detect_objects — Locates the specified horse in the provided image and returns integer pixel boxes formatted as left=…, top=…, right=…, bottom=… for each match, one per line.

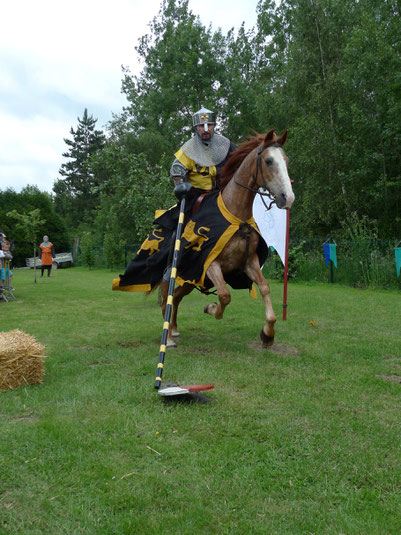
left=160, top=129, right=295, bottom=348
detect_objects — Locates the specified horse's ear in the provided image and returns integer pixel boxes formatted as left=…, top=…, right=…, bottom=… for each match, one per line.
left=276, top=130, right=288, bottom=146
left=263, top=129, right=275, bottom=146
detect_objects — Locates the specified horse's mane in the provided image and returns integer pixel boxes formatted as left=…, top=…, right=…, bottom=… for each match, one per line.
left=220, top=133, right=266, bottom=189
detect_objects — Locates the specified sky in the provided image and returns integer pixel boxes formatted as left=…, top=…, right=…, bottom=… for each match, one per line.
left=0, top=0, right=259, bottom=194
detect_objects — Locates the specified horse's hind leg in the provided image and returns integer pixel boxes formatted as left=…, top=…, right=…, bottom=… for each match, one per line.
left=161, top=282, right=193, bottom=347
left=170, top=284, right=193, bottom=342
left=160, top=281, right=180, bottom=338
left=160, top=282, right=178, bottom=347
left=204, top=261, right=231, bottom=320
left=244, top=254, right=276, bottom=347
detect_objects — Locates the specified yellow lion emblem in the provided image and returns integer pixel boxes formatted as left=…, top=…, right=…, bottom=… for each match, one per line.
left=183, top=221, right=210, bottom=251
left=140, top=228, right=165, bottom=255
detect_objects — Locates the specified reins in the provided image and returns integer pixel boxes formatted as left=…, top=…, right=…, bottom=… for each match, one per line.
left=234, top=143, right=282, bottom=211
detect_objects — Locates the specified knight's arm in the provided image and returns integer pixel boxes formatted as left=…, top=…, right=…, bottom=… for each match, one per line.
left=170, top=158, right=189, bottom=186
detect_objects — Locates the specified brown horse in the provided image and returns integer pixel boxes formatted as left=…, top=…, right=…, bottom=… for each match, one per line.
left=160, top=129, right=295, bottom=348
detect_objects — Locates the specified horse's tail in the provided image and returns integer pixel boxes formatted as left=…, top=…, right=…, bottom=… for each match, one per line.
left=146, top=280, right=161, bottom=295
left=146, top=280, right=164, bottom=307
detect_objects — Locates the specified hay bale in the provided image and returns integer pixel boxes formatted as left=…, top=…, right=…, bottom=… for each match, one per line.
left=0, top=329, right=45, bottom=391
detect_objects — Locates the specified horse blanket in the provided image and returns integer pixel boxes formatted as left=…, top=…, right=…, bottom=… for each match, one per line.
left=112, top=190, right=268, bottom=294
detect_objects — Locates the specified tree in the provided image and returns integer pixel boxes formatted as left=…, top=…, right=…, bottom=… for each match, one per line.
left=91, top=141, right=175, bottom=245
left=79, top=232, right=96, bottom=269
left=255, top=0, right=401, bottom=238
left=0, top=186, right=70, bottom=266
left=116, top=0, right=229, bottom=152
left=7, top=209, right=45, bottom=283
left=53, top=109, right=106, bottom=229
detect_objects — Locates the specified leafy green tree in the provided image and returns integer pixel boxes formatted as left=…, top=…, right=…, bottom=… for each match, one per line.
left=91, top=141, right=175, bottom=245
left=116, top=0, right=229, bottom=153
left=336, top=0, right=401, bottom=237
left=7, top=208, right=45, bottom=283
left=79, top=232, right=96, bottom=269
left=217, top=25, right=268, bottom=141
left=103, top=230, right=123, bottom=270
left=0, top=186, right=70, bottom=265
left=255, top=0, right=401, bottom=238
left=53, top=109, right=106, bottom=229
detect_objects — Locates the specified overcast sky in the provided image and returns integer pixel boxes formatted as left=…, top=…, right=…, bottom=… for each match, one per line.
left=0, top=0, right=259, bottom=194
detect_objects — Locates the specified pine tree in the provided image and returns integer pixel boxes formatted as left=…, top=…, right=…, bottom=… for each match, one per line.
left=53, top=109, right=105, bottom=229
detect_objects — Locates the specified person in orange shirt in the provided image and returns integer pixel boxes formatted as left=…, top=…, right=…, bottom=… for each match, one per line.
left=39, top=235, right=56, bottom=277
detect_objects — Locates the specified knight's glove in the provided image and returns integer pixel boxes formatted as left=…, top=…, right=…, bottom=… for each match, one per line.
left=174, top=182, right=195, bottom=201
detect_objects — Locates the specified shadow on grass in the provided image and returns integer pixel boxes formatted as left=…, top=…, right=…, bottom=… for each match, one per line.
left=160, top=392, right=215, bottom=404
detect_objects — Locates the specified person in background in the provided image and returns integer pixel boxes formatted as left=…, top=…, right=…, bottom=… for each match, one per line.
left=39, top=235, right=56, bottom=277
left=1, top=235, right=14, bottom=289
left=0, top=232, right=4, bottom=292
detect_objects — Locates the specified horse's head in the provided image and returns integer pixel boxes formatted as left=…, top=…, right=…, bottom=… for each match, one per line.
left=254, top=130, right=295, bottom=209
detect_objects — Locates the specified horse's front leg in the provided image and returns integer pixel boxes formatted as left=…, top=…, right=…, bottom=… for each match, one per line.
left=244, top=254, right=276, bottom=347
left=204, top=261, right=231, bottom=320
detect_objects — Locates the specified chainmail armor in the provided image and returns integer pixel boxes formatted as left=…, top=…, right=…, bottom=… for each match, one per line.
left=179, top=133, right=231, bottom=168
left=170, top=159, right=189, bottom=180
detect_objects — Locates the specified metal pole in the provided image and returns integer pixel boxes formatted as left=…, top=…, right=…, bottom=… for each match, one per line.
left=283, top=209, right=290, bottom=321
left=154, top=197, right=186, bottom=390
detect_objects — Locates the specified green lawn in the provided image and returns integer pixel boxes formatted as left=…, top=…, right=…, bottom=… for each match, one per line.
left=1, top=267, right=400, bottom=534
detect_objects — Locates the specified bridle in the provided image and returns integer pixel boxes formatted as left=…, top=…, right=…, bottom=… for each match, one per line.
left=234, top=142, right=283, bottom=211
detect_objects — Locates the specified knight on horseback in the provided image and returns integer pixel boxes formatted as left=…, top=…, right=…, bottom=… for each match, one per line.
left=170, top=107, right=237, bottom=194
left=112, top=106, right=236, bottom=293
left=113, top=109, right=294, bottom=349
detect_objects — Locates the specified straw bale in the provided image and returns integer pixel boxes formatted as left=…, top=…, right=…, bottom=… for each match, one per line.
left=0, top=329, right=46, bottom=391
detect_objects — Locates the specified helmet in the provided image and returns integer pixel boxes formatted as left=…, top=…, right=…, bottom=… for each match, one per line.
left=192, top=107, right=216, bottom=133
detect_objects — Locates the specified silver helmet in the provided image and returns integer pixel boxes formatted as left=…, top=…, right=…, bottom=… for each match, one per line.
left=192, top=107, right=216, bottom=133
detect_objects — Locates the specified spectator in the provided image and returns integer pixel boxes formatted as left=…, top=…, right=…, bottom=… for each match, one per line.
left=0, top=233, right=14, bottom=291
left=39, top=235, right=56, bottom=277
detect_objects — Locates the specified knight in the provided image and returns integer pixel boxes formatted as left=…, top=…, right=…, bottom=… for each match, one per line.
left=112, top=107, right=238, bottom=293
left=170, top=106, right=237, bottom=195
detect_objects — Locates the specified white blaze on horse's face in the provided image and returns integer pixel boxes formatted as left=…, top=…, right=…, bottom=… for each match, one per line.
left=259, top=146, right=295, bottom=209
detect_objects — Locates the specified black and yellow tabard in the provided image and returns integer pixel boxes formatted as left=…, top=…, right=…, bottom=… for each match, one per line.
left=174, top=148, right=217, bottom=190
left=112, top=191, right=268, bottom=295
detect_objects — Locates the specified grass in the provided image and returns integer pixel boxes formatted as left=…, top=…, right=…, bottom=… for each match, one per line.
left=1, top=267, right=400, bottom=534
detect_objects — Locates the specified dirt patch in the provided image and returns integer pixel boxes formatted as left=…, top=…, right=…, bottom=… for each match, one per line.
left=185, top=348, right=214, bottom=355
left=117, top=341, right=142, bottom=348
left=376, top=374, right=401, bottom=384
left=88, top=361, right=117, bottom=368
left=8, top=414, right=39, bottom=424
left=248, top=342, right=300, bottom=357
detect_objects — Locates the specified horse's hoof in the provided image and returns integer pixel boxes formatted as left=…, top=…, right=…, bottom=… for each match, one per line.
left=260, top=329, right=274, bottom=348
left=171, top=330, right=180, bottom=338
left=166, top=339, right=177, bottom=349
left=204, top=303, right=218, bottom=315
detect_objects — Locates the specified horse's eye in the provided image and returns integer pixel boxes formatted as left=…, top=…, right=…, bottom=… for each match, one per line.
left=265, top=157, right=273, bottom=166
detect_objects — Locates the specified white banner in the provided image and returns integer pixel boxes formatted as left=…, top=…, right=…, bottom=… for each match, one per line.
left=253, top=196, right=287, bottom=265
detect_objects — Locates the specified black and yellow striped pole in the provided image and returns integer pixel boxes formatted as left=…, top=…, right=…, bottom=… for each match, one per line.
left=155, top=183, right=193, bottom=390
